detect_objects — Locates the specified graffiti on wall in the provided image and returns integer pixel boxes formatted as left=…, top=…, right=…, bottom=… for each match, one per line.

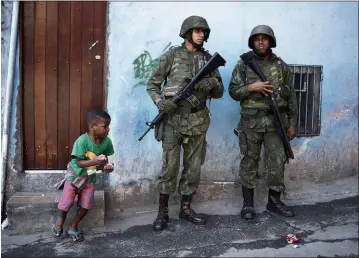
left=132, top=42, right=171, bottom=87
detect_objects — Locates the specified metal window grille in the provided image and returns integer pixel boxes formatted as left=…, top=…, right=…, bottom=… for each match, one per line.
left=288, top=65, right=323, bottom=136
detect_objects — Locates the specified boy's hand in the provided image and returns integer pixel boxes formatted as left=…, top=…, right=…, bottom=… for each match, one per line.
left=96, top=154, right=108, bottom=165
left=104, top=163, right=114, bottom=173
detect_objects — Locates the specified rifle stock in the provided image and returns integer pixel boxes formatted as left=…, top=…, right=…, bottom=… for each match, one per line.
left=239, top=51, right=294, bottom=163
left=138, top=52, right=226, bottom=141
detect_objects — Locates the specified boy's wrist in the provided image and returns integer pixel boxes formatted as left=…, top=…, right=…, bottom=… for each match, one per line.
left=93, top=160, right=101, bottom=166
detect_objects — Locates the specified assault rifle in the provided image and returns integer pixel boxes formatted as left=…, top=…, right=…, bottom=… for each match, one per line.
left=239, top=51, right=294, bottom=163
left=138, top=52, right=226, bottom=141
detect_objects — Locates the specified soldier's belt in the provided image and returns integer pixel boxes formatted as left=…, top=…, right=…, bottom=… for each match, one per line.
left=173, top=102, right=206, bottom=115
left=241, top=107, right=289, bottom=118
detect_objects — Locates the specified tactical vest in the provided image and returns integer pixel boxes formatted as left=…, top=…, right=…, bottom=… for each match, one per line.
left=163, top=46, right=211, bottom=98
left=241, top=58, right=290, bottom=110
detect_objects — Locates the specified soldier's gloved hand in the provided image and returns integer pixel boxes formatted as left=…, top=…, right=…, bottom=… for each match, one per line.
left=194, top=77, right=218, bottom=94
left=156, top=99, right=177, bottom=114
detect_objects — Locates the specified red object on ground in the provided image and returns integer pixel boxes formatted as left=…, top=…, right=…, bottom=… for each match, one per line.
left=284, top=233, right=301, bottom=244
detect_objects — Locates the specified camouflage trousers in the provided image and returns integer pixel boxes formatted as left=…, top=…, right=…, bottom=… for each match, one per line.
left=156, top=123, right=207, bottom=196
left=238, top=129, right=286, bottom=192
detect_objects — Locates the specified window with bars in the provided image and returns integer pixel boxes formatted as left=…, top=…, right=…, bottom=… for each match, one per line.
left=288, top=65, right=323, bottom=136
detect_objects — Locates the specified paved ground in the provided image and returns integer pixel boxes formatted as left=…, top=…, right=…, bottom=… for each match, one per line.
left=1, top=196, right=358, bottom=257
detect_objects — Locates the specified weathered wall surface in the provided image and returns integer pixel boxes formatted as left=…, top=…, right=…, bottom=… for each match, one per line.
left=1, top=1, right=22, bottom=203
left=2, top=2, right=358, bottom=218
left=106, top=1, right=358, bottom=196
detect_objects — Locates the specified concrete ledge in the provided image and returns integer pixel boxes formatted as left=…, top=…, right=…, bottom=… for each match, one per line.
left=105, top=178, right=272, bottom=218
left=6, top=191, right=105, bottom=236
left=105, top=174, right=359, bottom=218
left=16, top=172, right=105, bottom=191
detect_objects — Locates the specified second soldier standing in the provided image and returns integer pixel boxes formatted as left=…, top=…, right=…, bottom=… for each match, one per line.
left=146, top=16, right=224, bottom=231
left=229, top=25, right=298, bottom=220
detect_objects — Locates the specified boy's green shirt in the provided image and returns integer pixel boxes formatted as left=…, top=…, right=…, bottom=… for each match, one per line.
left=67, top=133, right=115, bottom=183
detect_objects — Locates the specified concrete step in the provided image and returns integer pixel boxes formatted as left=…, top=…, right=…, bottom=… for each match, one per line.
left=6, top=191, right=104, bottom=236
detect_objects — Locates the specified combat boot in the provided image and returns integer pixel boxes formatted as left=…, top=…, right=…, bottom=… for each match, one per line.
left=240, top=186, right=255, bottom=220
left=179, top=194, right=206, bottom=225
left=153, top=193, right=170, bottom=231
left=266, top=189, right=294, bottom=217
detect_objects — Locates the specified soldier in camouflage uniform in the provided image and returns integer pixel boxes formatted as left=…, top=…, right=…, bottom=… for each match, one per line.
left=147, top=16, right=224, bottom=231
left=229, top=25, right=298, bottom=220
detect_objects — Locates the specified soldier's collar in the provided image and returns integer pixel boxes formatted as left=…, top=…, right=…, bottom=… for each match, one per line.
left=181, top=42, right=205, bottom=52
left=252, top=49, right=277, bottom=61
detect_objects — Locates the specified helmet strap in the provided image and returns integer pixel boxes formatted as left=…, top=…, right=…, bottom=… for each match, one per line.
left=253, top=48, right=272, bottom=59
left=188, top=38, right=203, bottom=49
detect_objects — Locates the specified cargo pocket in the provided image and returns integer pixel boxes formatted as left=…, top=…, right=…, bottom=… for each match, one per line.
left=238, top=130, right=248, bottom=159
left=162, top=124, right=179, bottom=151
left=246, top=132, right=262, bottom=161
left=248, top=119, right=257, bottom=129
left=154, top=121, right=164, bottom=142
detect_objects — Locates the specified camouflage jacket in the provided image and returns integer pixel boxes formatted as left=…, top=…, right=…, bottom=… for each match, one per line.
left=147, top=43, right=224, bottom=135
left=229, top=51, right=298, bottom=132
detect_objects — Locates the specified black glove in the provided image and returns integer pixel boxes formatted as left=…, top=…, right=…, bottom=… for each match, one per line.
left=194, top=77, right=218, bottom=93
left=156, top=99, right=177, bottom=114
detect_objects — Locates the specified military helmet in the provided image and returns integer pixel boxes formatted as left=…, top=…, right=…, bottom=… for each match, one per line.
left=248, top=25, right=276, bottom=49
left=179, top=15, right=211, bottom=42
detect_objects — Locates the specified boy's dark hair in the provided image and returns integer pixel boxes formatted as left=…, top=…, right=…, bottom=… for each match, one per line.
left=87, top=109, right=111, bottom=125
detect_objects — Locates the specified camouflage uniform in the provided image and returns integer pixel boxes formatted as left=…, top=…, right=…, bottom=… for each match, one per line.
left=147, top=16, right=224, bottom=230
left=147, top=44, right=223, bottom=195
left=229, top=54, right=297, bottom=191
left=229, top=25, right=298, bottom=219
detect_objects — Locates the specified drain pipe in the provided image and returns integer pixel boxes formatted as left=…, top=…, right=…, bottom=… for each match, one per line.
left=1, top=1, right=20, bottom=219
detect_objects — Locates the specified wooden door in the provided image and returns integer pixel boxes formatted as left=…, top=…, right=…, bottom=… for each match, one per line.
left=21, top=1, right=107, bottom=169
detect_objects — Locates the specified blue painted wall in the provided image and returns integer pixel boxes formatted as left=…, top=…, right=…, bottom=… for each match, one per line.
left=106, top=2, right=358, bottom=188
left=1, top=2, right=357, bottom=193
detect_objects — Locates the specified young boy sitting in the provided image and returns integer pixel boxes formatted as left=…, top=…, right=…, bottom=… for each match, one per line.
left=52, top=109, right=115, bottom=242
